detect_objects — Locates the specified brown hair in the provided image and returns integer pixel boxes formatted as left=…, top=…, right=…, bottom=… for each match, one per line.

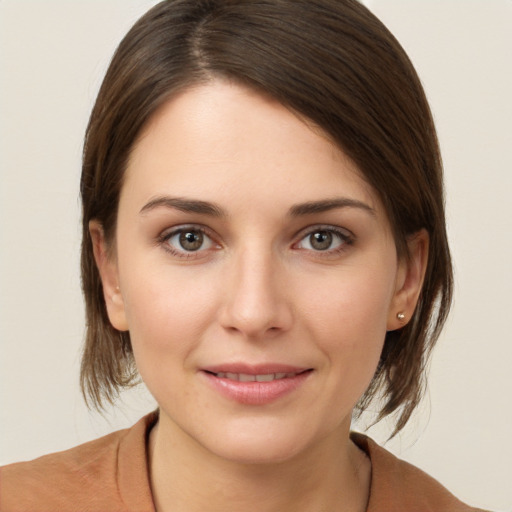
left=80, top=0, right=452, bottom=435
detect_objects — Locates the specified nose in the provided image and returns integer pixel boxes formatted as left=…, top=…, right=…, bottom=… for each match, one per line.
left=219, top=246, right=293, bottom=339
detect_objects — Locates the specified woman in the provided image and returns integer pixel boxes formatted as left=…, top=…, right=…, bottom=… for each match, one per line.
left=0, top=1, right=491, bottom=511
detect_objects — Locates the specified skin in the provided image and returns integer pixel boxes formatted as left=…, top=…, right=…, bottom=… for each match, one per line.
left=91, top=80, right=428, bottom=512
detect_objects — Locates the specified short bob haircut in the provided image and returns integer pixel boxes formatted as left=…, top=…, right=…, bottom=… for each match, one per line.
left=80, top=0, right=452, bottom=435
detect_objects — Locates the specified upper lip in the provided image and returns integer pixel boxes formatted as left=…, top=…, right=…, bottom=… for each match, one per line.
left=201, top=363, right=311, bottom=375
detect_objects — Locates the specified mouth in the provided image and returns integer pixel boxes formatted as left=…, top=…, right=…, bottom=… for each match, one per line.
left=205, top=370, right=311, bottom=382
left=201, top=365, right=313, bottom=405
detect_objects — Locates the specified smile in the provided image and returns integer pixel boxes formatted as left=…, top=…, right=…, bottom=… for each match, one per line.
left=202, top=366, right=313, bottom=405
left=212, top=372, right=299, bottom=382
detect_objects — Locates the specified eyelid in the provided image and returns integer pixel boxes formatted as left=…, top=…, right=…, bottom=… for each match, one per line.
left=156, top=223, right=354, bottom=258
left=157, top=224, right=221, bottom=257
left=294, top=224, right=354, bottom=241
left=293, top=224, right=355, bottom=252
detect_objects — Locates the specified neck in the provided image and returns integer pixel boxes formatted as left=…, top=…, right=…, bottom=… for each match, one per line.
left=148, top=414, right=371, bottom=512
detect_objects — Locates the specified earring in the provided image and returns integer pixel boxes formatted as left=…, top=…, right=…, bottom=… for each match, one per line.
left=396, top=312, right=406, bottom=321
left=111, top=286, right=121, bottom=303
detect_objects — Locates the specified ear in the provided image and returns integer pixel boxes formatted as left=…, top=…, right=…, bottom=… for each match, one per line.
left=387, top=229, right=429, bottom=331
left=89, top=220, right=129, bottom=332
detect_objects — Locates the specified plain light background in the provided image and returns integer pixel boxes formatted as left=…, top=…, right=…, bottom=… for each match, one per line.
left=0, top=1, right=511, bottom=510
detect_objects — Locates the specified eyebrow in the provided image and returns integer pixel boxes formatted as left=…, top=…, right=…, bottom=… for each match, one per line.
left=289, top=198, right=375, bottom=217
left=139, top=195, right=375, bottom=218
left=140, top=196, right=225, bottom=217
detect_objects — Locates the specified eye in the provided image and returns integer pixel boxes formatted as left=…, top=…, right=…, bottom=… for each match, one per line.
left=163, top=227, right=215, bottom=254
left=296, top=228, right=352, bottom=252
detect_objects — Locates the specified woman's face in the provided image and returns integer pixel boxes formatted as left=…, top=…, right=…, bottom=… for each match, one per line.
left=94, top=81, right=422, bottom=464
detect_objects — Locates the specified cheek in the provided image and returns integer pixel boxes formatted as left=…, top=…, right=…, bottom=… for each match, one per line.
left=305, top=263, right=395, bottom=342
left=300, top=263, right=395, bottom=389
left=119, top=259, right=219, bottom=369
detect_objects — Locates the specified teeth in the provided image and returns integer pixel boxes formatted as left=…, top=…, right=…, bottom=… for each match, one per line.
left=215, top=372, right=296, bottom=382
left=256, top=374, right=273, bottom=382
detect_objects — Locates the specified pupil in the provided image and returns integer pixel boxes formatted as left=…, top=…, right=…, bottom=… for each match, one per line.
left=311, top=231, right=332, bottom=250
left=180, top=231, right=203, bottom=251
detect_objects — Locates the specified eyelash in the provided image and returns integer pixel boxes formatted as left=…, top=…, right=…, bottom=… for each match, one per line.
left=157, top=225, right=219, bottom=259
left=157, top=224, right=355, bottom=259
left=294, top=225, right=355, bottom=256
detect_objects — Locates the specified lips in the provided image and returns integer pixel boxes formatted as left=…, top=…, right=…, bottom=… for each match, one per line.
left=201, top=364, right=313, bottom=405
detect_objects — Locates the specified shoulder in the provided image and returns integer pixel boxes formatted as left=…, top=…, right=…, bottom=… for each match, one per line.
left=0, top=429, right=128, bottom=511
left=351, top=432, right=490, bottom=512
left=0, top=413, right=156, bottom=512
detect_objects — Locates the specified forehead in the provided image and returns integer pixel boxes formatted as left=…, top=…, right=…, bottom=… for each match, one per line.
left=123, top=80, right=381, bottom=216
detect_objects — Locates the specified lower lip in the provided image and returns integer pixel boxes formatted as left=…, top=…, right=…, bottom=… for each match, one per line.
left=202, top=371, right=312, bottom=405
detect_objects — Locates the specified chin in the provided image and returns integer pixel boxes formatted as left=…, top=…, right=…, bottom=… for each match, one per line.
left=208, top=437, right=304, bottom=466
left=199, top=417, right=333, bottom=466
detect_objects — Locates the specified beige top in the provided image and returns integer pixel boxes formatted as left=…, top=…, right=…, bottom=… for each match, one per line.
left=0, top=412, right=489, bottom=512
